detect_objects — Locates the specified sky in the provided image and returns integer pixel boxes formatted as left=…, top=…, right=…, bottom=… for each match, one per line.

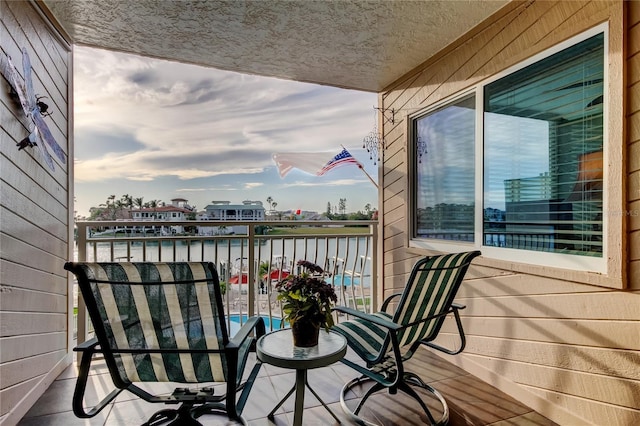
left=73, top=46, right=379, bottom=218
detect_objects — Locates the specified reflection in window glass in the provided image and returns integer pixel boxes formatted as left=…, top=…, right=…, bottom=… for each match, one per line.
left=414, top=95, right=475, bottom=241
left=484, top=33, right=604, bottom=256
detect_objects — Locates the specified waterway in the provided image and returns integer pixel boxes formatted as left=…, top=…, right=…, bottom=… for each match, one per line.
left=75, top=236, right=373, bottom=280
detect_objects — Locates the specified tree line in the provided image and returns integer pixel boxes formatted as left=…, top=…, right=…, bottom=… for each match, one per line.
left=86, top=193, right=376, bottom=221
left=87, top=194, right=196, bottom=220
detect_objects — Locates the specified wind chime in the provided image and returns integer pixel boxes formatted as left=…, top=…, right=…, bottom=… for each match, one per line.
left=417, top=136, right=428, bottom=163
left=362, top=107, right=393, bottom=165
left=362, top=106, right=429, bottom=166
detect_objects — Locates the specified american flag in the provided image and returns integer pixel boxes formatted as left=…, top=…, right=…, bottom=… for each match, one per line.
left=317, top=148, right=359, bottom=175
left=272, top=148, right=360, bottom=178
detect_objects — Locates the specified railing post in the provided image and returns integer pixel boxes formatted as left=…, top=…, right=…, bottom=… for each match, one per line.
left=371, top=222, right=379, bottom=313
left=75, top=222, right=88, bottom=364
left=247, top=223, right=255, bottom=317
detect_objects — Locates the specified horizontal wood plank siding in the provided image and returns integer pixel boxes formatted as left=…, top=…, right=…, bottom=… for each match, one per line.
left=438, top=316, right=640, bottom=351
left=0, top=333, right=67, bottom=364
left=0, top=0, right=71, bottom=424
left=380, top=1, right=638, bottom=424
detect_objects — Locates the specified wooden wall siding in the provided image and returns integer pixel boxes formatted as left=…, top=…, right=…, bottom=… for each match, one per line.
left=0, top=1, right=71, bottom=424
left=379, top=1, right=639, bottom=424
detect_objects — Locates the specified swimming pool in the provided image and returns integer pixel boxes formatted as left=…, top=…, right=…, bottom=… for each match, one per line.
left=325, top=274, right=369, bottom=287
left=227, top=314, right=287, bottom=335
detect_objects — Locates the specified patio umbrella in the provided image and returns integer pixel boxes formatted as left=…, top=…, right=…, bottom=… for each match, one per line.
left=263, top=269, right=290, bottom=281
left=229, top=274, right=249, bottom=284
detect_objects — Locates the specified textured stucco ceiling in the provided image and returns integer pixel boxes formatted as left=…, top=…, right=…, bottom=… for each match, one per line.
left=42, top=0, right=509, bottom=92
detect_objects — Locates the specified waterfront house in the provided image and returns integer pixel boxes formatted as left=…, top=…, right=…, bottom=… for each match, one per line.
left=199, top=200, right=266, bottom=235
left=129, top=198, right=194, bottom=221
left=203, top=201, right=266, bottom=221
left=129, top=205, right=194, bottom=234
left=1, top=1, right=638, bottom=425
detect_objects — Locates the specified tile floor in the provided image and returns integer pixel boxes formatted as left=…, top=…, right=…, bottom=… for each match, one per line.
left=18, top=347, right=558, bottom=426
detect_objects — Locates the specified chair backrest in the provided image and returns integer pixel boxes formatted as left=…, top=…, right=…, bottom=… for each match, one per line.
left=392, top=251, right=480, bottom=348
left=66, top=262, right=229, bottom=385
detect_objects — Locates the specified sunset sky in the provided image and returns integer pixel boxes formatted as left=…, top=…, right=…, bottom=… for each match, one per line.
left=72, top=46, right=379, bottom=217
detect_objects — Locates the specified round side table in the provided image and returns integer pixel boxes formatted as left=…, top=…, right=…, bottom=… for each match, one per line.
left=256, top=328, right=347, bottom=426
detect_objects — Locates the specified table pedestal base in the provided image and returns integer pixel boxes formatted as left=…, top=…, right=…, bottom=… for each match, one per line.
left=267, top=369, right=341, bottom=425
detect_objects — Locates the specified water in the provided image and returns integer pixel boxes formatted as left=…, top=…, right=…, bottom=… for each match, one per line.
left=76, top=237, right=373, bottom=315
left=326, top=274, right=369, bottom=287
left=77, top=237, right=373, bottom=279
left=227, top=314, right=286, bottom=335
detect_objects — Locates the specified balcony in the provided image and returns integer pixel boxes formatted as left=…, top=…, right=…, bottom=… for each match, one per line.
left=18, top=220, right=557, bottom=425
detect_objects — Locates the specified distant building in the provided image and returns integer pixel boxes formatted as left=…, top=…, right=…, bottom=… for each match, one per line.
left=199, top=200, right=266, bottom=235
left=121, top=199, right=194, bottom=234
left=169, top=197, right=193, bottom=210
left=130, top=205, right=193, bottom=221
left=203, top=200, right=265, bottom=220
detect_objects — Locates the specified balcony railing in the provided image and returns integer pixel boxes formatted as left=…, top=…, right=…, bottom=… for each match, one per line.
left=74, top=220, right=378, bottom=346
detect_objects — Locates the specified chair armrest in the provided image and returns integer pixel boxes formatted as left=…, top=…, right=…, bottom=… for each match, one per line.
left=74, top=337, right=100, bottom=353
left=228, top=315, right=266, bottom=349
left=421, top=303, right=467, bottom=355
left=333, top=306, right=400, bottom=331
left=72, top=337, right=122, bottom=417
left=380, top=292, right=403, bottom=312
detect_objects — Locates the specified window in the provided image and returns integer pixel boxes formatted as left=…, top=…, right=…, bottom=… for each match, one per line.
left=413, top=95, right=476, bottom=241
left=411, top=30, right=605, bottom=266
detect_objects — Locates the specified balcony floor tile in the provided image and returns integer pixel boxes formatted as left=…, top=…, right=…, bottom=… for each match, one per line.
left=18, top=348, right=557, bottom=426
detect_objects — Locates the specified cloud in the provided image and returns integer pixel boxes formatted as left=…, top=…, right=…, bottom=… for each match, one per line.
left=74, top=151, right=265, bottom=182
left=282, top=178, right=368, bottom=187
left=72, top=46, right=378, bottom=216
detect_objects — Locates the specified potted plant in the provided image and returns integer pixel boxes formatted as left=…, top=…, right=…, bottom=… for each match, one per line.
left=275, top=260, right=338, bottom=347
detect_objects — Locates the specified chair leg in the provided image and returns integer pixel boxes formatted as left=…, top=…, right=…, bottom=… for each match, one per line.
left=353, top=380, right=385, bottom=416
left=397, top=381, right=439, bottom=425
left=144, top=404, right=208, bottom=426
left=167, top=404, right=203, bottom=426
left=401, top=373, right=449, bottom=426
left=143, top=408, right=179, bottom=426
left=192, top=403, right=248, bottom=426
left=339, top=374, right=449, bottom=426
left=339, top=376, right=385, bottom=426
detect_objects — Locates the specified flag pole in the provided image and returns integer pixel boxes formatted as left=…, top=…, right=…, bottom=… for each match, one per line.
left=342, top=145, right=378, bottom=189
left=358, top=162, right=379, bottom=189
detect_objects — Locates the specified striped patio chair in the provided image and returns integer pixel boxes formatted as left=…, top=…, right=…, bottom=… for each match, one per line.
left=332, top=251, right=481, bottom=426
left=64, top=261, right=265, bottom=426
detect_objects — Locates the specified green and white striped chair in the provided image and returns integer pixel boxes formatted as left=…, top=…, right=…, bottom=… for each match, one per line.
left=65, top=261, right=265, bottom=426
left=332, top=251, right=481, bottom=426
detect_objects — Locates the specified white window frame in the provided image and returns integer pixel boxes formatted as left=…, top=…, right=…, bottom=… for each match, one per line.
left=408, top=24, right=609, bottom=274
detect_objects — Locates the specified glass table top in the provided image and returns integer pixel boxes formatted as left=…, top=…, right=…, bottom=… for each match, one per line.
left=256, top=328, right=347, bottom=369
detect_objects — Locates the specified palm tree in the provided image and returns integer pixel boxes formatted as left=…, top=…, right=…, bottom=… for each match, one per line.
left=120, top=194, right=133, bottom=208
left=119, top=194, right=132, bottom=218
left=147, top=199, right=160, bottom=219
left=339, top=198, right=347, bottom=216
left=100, top=194, right=117, bottom=220
left=114, top=199, right=125, bottom=219
left=133, top=197, right=144, bottom=210
left=266, top=196, right=273, bottom=212
left=364, top=203, right=372, bottom=218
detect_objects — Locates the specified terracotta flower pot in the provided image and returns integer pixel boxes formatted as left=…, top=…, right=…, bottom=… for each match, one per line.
left=291, top=319, right=320, bottom=347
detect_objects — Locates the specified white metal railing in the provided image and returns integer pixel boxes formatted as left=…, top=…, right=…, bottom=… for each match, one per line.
left=73, top=220, right=378, bottom=346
